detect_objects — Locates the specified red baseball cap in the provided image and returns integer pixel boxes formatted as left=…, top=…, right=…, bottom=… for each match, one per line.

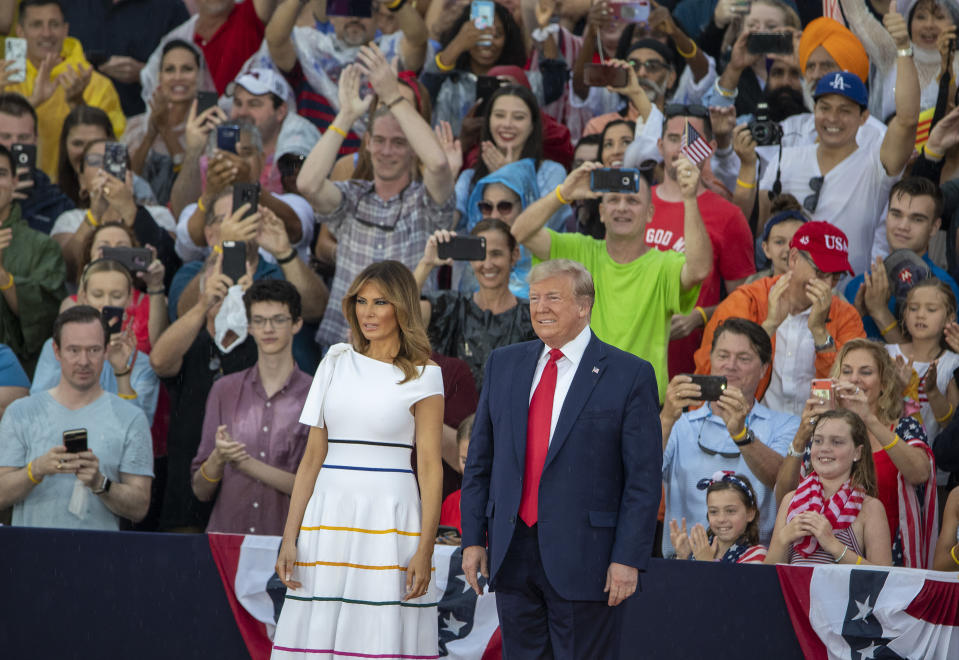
left=789, top=221, right=854, bottom=276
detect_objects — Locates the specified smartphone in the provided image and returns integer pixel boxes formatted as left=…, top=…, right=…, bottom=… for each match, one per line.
left=811, top=378, right=833, bottom=403
left=437, top=235, right=487, bottom=261
left=222, top=240, right=247, bottom=283
left=102, top=142, right=127, bottom=181
left=216, top=123, right=240, bottom=154
left=746, top=32, right=794, bottom=55
left=63, top=429, right=88, bottom=453
left=609, top=1, right=651, bottom=23
left=101, top=246, right=152, bottom=273
left=472, top=1, right=495, bottom=46
left=584, top=63, right=629, bottom=88
left=476, top=75, right=505, bottom=103
left=232, top=183, right=260, bottom=220
left=4, top=37, right=26, bottom=83
left=327, top=0, right=372, bottom=17
left=196, top=91, right=219, bottom=115
left=689, top=375, right=727, bottom=402
left=101, top=305, right=125, bottom=337
left=10, top=143, right=35, bottom=180
left=590, top=168, right=641, bottom=193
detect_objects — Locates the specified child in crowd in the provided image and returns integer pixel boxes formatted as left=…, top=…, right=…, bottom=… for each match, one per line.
left=668, top=471, right=766, bottom=563
left=439, top=413, right=474, bottom=536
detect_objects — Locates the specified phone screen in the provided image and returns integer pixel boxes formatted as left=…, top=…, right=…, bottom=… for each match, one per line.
left=103, top=142, right=128, bottom=181
left=216, top=124, right=240, bottom=154
left=328, top=0, right=372, bottom=17
left=63, top=429, right=88, bottom=453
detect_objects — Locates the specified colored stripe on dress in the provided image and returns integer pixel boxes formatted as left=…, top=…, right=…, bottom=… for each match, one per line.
left=300, top=524, right=420, bottom=536
left=273, top=647, right=439, bottom=659
left=328, top=439, right=411, bottom=449
left=294, top=560, right=436, bottom=571
left=285, top=594, right=438, bottom=608
left=321, top=464, right=414, bottom=474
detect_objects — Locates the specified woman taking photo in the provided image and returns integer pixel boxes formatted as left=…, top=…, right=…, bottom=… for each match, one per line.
left=414, top=223, right=535, bottom=388
left=776, top=339, right=938, bottom=567
left=766, top=409, right=891, bottom=565
left=272, top=261, right=443, bottom=659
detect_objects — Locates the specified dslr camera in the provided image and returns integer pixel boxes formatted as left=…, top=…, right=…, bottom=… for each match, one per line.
left=748, top=102, right=783, bottom=146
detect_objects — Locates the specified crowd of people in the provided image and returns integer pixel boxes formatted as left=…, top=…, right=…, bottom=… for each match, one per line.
left=2, top=0, right=959, bottom=652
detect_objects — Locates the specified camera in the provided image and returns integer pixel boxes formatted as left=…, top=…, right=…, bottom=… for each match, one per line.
left=748, top=103, right=782, bottom=146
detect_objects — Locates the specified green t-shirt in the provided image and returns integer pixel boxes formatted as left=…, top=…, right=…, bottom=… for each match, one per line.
left=548, top=231, right=700, bottom=401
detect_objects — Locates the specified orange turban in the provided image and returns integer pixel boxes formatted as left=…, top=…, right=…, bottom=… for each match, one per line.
left=798, top=17, right=870, bottom=85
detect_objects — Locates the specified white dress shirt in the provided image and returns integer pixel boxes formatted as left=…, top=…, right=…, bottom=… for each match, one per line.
left=762, top=309, right=816, bottom=416
left=529, top=324, right=593, bottom=444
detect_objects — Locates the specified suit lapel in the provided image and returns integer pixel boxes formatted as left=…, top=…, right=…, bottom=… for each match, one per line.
left=511, top=341, right=542, bottom=469
left=543, top=335, right=606, bottom=471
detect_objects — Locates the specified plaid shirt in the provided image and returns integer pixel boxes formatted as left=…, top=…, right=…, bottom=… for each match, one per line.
left=316, top=179, right=455, bottom=347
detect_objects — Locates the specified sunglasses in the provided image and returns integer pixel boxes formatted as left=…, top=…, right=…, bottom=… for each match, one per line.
left=478, top=200, right=515, bottom=216
left=629, top=58, right=669, bottom=74
left=696, top=419, right=741, bottom=459
left=803, top=176, right=824, bottom=214
left=664, top=103, right=708, bottom=119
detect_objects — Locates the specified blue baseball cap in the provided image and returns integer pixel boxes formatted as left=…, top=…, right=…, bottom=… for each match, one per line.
left=813, top=71, right=868, bottom=109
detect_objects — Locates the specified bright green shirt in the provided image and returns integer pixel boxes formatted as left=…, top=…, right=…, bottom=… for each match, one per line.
left=548, top=231, right=700, bottom=401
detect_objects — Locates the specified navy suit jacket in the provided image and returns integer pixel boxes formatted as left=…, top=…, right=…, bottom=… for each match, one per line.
left=460, top=332, right=663, bottom=602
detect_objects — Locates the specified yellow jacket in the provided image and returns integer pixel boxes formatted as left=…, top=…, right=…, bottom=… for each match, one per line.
left=9, top=37, right=125, bottom=179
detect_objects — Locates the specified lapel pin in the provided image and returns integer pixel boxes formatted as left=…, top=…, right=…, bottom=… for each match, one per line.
left=592, top=367, right=600, bottom=374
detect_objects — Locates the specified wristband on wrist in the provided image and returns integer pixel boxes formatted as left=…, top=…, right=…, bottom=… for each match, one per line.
left=952, top=544, right=959, bottom=567
left=714, top=79, right=737, bottom=99
left=118, top=391, right=137, bottom=400
left=855, top=555, right=863, bottom=565
left=897, top=46, right=914, bottom=57
left=936, top=403, right=954, bottom=424
left=328, top=124, right=347, bottom=139
left=675, top=40, right=697, bottom=58
left=435, top=53, right=455, bottom=72
left=695, top=306, right=708, bottom=326
left=736, top=177, right=756, bottom=189
left=730, top=426, right=748, bottom=442
left=0, top=272, right=13, bottom=292
left=85, top=209, right=99, bottom=228
left=197, top=197, right=207, bottom=213
left=924, top=144, right=945, bottom=160
left=276, top=248, right=298, bottom=265
left=555, top=185, right=570, bottom=205
left=879, top=320, right=898, bottom=336
left=200, top=462, right=222, bottom=483
left=385, top=0, right=406, bottom=10
left=882, top=434, right=900, bottom=452
left=26, top=460, right=42, bottom=484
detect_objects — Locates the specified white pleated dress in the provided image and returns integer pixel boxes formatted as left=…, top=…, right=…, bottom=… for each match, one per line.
left=271, top=345, right=444, bottom=659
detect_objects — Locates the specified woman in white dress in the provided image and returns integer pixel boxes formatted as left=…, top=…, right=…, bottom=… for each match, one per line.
left=273, top=260, right=445, bottom=659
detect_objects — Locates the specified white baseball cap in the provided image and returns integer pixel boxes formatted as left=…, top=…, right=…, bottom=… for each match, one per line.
left=227, top=68, right=291, bottom=102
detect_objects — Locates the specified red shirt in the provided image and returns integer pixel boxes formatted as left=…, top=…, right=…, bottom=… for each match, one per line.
left=646, top=187, right=756, bottom=376
left=193, top=0, right=265, bottom=94
left=440, top=489, right=462, bottom=534
left=872, top=448, right=900, bottom=541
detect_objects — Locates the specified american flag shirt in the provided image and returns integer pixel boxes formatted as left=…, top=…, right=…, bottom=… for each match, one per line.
left=315, top=179, right=456, bottom=347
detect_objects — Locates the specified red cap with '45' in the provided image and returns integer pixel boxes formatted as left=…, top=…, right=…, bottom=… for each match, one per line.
left=789, top=221, right=854, bottom=276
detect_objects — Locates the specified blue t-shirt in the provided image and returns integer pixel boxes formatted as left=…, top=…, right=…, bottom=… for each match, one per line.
left=0, top=391, right=153, bottom=530
left=844, top=253, right=959, bottom=338
left=0, top=344, right=29, bottom=388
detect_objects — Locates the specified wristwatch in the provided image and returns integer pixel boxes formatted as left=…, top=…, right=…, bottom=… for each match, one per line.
left=733, top=429, right=755, bottom=447
left=897, top=46, right=914, bottom=58
left=92, top=474, right=112, bottom=495
left=814, top=335, right=835, bottom=352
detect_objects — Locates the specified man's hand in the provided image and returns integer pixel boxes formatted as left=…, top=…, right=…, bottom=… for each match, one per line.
left=603, top=58, right=649, bottom=116
left=669, top=309, right=702, bottom=340
left=661, top=374, right=701, bottom=423
left=861, top=257, right=890, bottom=317
left=75, top=449, right=102, bottom=489
left=714, top=385, right=749, bottom=437
left=356, top=44, right=401, bottom=105
left=198, top=253, right=232, bottom=311
left=336, top=64, right=374, bottom=126
left=30, top=53, right=58, bottom=107
left=34, top=445, right=76, bottom=478
left=763, top=271, right=791, bottom=334
left=726, top=28, right=760, bottom=73
left=256, top=207, right=292, bottom=257
left=434, top=120, right=463, bottom=178
left=604, top=561, right=638, bottom=606
left=212, top=425, right=250, bottom=465
left=732, top=124, right=758, bottom=168
left=136, top=245, right=165, bottom=291
left=205, top=153, right=240, bottom=197
left=220, top=205, right=261, bottom=244
left=558, top=161, right=604, bottom=203
left=97, top=55, right=144, bottom=85
left=675, top=157, right=701, bottom=200
left=461, top=545, right=489, bottom=596
left=883, top=5, right=910, bottom=49
left=709, top=106, right=737, bottom=149
left=806, top=277, right=833, bottom=336
left=57, top=63, right=93, bottom=106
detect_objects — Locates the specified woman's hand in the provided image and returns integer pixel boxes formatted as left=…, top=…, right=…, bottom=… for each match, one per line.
left=778, top=513, right=810, bottom=545
left=106, top=324, right=136, bottom=374
left=480, top=141, right=516, bottom=173
left=148, top=85, right=172, bottom=133
left=422, top=230, right=456, bottom=269
left=668, top=517, right=692, bottom=559
left=403, top=547, right=433, bottom=601
left=137, top=244, right=165, bottom=291
left=834, top=381, right=873, bottom=421
left=893, top=353, right=915, bottom=389
left=925, top=360, right=940, bottom=395
left=798, top=511, right=837, bottom=548
left=689, top=523, right=718, bottom=561
left=434, top=121, right=463, bottom=178
left=276, top=539, right=302, bottom=590
left=732, top=123, right=758, bottom=167
left=96, top=169, right=137, bottom=224
left=450, top=15, right=492, bottom=53
left=945, top=321, right=959, bottom=353
left=184, top=99, right=227, bottom=153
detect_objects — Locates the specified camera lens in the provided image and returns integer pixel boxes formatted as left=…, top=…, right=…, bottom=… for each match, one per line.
left=621, top=176, right=630, bottom=186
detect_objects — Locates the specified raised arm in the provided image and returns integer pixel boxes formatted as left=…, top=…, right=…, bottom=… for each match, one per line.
left=675, top=158, right=712, bottom=291
left=879, top=7, right=920, bottom=176
left=396, top=1, right=430, bottom=73
left=356, top=44, right=453, bottom=204
left=265, top=0, right=301, bottom=73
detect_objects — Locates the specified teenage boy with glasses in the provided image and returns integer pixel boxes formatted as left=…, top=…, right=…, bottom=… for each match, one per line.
left=189, top=278, right=312, bottom=536
left=730, top=8, right=920, bottom=277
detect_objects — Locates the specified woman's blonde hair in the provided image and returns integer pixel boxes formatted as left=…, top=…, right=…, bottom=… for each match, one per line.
left=342, top=260, right=431, bottom=384
left=812, top=409, right=878, bottom=497
left=830, top=338, right=903, bottom=421
left=79, top=258, right=133, bottom=294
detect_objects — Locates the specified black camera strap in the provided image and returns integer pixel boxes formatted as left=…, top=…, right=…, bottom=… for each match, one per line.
left=770, top=142, right=783, bottom=197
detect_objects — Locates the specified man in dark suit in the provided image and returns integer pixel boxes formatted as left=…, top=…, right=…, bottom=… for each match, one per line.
left=460, top=259, right=663, bottom=659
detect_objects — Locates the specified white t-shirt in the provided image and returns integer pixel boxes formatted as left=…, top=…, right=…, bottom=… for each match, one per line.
left=51, top=205, right=177, bottom=236
left=174, top=192, right=315, bottom=264
left=762, top=309, right=816, bottom=417
left=758, top=138, right=898, bottom=277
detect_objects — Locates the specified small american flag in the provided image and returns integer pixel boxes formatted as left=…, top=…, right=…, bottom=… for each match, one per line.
left=681, top=120, right=713, bottom=166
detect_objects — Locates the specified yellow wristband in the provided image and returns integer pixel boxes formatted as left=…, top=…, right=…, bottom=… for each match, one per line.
left=879, top=320, right=897, bottom=336
left=435, top=52, right=455, bottom=72
left=736, top=177, right=756, bottom=189
left=385, top=0, right=404, bottom=8
left=695, top=306, right=708, bottom=327
left=213, top=243, right=223, bottom=254
left=85, top=209, right=99, bottom=228
left=715, top=80, right=736, bottom=98
left=26, top=460, right=41, bottom=485
left=936, top=403, right=954, bottom=424
left=196, top=197, right=207, bottom=213
left=0, top=272, right=13, bottom=292
left=329, top=124, right=347, bottom=139
left=730, top=426, right=748, bottom=441
left=924, top=144, right=945, bottom=160
left=951, top=544, right=959, bottom=566
left=200, top=462, right=222, bottom=483
left=855, top=555, right=863, bottom=565
left=555, top=185, right=570, bottom=205
left=675, top=40, right=697, bottom=58
left=118, top=391, right=137, bottom=400
left=882, top=434, right=900, bottom=452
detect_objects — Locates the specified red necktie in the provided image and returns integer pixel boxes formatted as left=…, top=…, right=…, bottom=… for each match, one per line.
left=519, top=348, right=563, bottom=526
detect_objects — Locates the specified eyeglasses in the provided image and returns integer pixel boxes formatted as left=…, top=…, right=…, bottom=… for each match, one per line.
left=477, top=200, right=515, bottom=216
left=250, top=315, right=292, bottom=328
left=630, top=58, right=669, bottom=74
left=803, top=176, right=824, bottom=214
left=798, top=250, right=839, bottom=283
left=664, top=103, right=708, bottom=119
left=696, top=418, right=741, bottom=459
